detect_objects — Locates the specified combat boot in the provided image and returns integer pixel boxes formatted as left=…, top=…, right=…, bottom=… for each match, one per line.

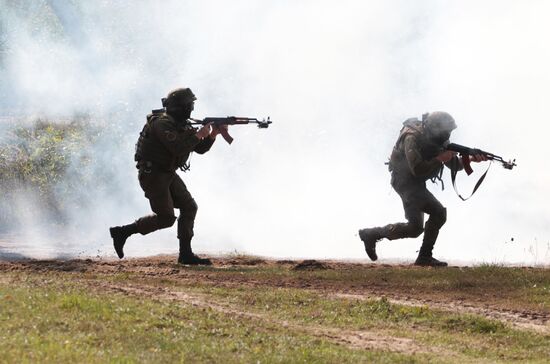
left=414, top=255, right=448, bottom=267
left=358, top=228, right=382, bottom=261
left=178, top=253, right=213, bottom=265
left=415, top=225, right=446, bottom=266
left=109, top=223, right=137, bottom=259
left=178, top=238, right=212, bottom=266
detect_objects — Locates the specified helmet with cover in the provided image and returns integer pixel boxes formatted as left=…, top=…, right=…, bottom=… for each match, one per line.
left=162, top=88, right=196, bottom=108
left=162, top=87, right=197, bottom=120
left=423, top=111, right=457, bottom=145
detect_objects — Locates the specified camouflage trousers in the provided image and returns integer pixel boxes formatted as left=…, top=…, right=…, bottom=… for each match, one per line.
left=379, top=180, right=447, bottom=256
left=135, top=170, right=197, bottom=241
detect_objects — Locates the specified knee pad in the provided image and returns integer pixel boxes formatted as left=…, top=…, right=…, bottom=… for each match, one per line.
left=157, top=214, right=177, bottom=229
left=189, top=199, right=198, bottom=215
left=180, top=199, right=198, bottom=220
left=386, top=223, right=423, bottom=239
left=432, top=208, right=447, bottom=228
left=409, top=223, right=424, bottom=238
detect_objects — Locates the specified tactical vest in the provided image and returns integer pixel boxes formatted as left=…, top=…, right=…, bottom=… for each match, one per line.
left=388, top=118, right=444, bottom=181
left=134, top=111, right=189, bottom=171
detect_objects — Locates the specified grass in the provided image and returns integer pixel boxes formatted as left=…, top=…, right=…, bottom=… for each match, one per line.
left=165, top=284, right=549, bottom=362
left=1, top=260, right=549, bottom=363
left=157, top=262, right=550, bottom=312
left=0, top=277, right=418, bottom=363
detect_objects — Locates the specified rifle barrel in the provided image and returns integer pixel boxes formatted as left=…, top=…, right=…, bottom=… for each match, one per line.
left=189, top=116, right=272, bottom=128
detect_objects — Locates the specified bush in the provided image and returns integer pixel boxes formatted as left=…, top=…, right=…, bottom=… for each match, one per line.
left=0, top=119, right=109, bottom=230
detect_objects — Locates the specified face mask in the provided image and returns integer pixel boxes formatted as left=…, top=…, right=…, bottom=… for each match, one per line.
left=432, top=130, right=451, bottom=145
left=168, top=104, right=193, bottom=121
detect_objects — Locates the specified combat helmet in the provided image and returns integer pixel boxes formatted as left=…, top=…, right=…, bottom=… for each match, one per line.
left=162, top=88, right=197, bottom=110
left=423, top=111, right=457, bottom=133
left=422, top=111, right=456, bottom=144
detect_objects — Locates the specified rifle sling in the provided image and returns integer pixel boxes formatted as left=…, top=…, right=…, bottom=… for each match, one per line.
left=450, top=160, right=491, bottom=201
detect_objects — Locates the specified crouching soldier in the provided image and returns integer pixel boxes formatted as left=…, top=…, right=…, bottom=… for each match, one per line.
left=359, top=111, right=486, bottom=266
left=110, top=87, right=226, bottom=265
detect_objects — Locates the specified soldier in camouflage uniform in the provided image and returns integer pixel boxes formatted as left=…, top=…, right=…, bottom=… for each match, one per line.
left=109, top=87, right=226, bottom=265
left=359, top=111, right=486, bottom=267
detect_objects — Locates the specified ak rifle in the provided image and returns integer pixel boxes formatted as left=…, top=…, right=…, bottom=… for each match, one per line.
left=189, top=116, right=272, bottom=144
left=445, top=142, right=516, bottom=201
left=446, top=142, right=516, bottom=175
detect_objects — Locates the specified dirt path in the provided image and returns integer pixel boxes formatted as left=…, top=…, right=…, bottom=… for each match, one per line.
left=1, top=255, right=549, bottom=335
left=332, top=293, right=550, bottom=334
left=91, top=279, right=446, bottom=356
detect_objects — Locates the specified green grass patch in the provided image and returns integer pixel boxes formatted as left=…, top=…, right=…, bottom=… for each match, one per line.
left=185, top=284, right=550, bottom=362
left=2, top=262, right=549, bottom=363
left=165, top=263, right=550, bottom=312
left=443, top=315, right=506, bottom=334
left=0, top=277, right=421, bottom=364
left=113, top=267, right=550, bottom=362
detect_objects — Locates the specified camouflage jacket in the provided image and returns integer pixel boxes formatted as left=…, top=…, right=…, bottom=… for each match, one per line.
left=135, top=112, right=214, bottom=172
left=389, top=118, right=458, bottom=186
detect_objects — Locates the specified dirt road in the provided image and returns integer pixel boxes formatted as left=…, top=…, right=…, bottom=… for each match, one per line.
left=1, top=255, right=549, bottom=335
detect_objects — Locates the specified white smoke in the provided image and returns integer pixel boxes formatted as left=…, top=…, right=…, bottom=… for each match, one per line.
left=0, top=0, right=549, bottom=265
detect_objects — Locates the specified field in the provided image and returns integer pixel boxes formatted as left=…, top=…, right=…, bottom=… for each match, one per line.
left=1, top=255, right=549, bottom=363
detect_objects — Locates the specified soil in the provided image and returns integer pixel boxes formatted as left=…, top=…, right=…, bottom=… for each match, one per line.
left=1, top=254, right=549, bottom=344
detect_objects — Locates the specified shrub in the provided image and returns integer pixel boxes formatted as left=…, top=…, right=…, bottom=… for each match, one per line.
left=0, top=119, right=108, bottom=230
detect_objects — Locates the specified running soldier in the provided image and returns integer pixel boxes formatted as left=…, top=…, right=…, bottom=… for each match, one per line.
left=359, top=112, right=486, bottom=266
left=109, top=87, right=226, bottom=265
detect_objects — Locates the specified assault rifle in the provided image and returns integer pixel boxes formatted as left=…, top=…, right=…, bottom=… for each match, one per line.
left=445, top=142, right=516, bottom=201
left=189, top=116, right=272, bottom=144
left=446, top=142, right=516, bottom=175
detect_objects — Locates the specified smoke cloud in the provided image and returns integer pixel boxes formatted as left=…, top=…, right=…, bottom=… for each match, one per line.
left=0, top=0, right=549, bottom=265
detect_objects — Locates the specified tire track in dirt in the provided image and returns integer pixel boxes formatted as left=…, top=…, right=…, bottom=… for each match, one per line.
left=331, top=293, right=550, bottom=334
left=137, top=270, right=550, bottom=334
left=92, top=280, right=452, bottom=357
left=2, top=257, right=549, bottom=335
left=335, top=292, right=550, bottom=333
